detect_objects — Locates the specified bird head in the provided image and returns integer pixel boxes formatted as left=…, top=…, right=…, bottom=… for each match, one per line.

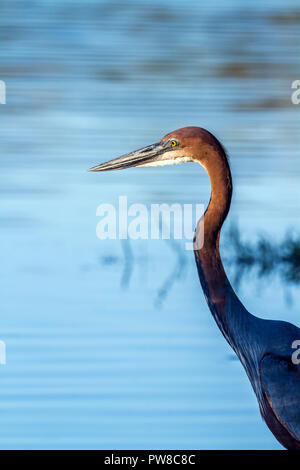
left=89, top=126, right=224, bottom=172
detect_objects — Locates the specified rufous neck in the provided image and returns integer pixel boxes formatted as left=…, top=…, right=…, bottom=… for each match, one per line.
left=194, top=148, right=235, bottom=341
left=202, top=150, right=232, bottom=247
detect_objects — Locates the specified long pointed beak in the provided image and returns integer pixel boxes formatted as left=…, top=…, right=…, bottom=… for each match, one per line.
left=89, top=141, right=169, bottom=172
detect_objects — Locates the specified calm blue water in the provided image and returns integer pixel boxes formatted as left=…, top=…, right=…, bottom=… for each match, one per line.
left=0, top=0, right=300, bottom=449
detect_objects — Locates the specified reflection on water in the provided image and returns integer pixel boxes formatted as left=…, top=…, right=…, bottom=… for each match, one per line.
left=101, top=237, right=188, bottom=307
left=227, top=226, right=300, bottom=284
left=154, top=238, right=188, bottom=308
left=1, top=0, right=300, bottom=450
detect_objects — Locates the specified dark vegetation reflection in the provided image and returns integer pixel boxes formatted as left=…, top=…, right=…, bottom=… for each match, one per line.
left=225, top=226, right=300, bottom=287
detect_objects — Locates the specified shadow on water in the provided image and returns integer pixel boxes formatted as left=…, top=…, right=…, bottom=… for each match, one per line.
left=100, top=226, right=300, bottom=308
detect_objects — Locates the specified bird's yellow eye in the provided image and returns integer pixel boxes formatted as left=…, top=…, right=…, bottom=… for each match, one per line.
left=170, top=140, right=178, bottom=147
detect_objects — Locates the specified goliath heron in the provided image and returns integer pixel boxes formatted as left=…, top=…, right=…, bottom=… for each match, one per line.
left=90, top=126, right=300, bottom=450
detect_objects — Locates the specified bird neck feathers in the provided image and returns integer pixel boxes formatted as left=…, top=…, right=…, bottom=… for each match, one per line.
left=194, top=146, right=246, bottom=343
